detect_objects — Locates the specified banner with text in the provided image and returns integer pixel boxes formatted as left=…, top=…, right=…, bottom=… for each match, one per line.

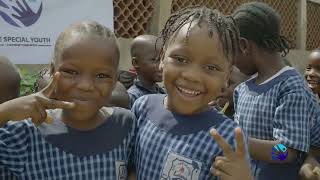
left=0, top=0, right=113, bottom=64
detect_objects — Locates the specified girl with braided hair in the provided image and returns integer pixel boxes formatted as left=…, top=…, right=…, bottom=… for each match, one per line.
left=132, top=6, right=253, bottom=180
left=231, top=2, right=320, bottom=180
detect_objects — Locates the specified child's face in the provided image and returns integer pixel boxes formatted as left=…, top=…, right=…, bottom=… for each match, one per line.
left=0, top=66, right=20, bottom=103
left=53, top=35, right=118, bottom=120
left=161, top=22, right=231, bottom=114
left=136, top=42, right=162, bottom=83
left=305, top=51, right=320, bottom=95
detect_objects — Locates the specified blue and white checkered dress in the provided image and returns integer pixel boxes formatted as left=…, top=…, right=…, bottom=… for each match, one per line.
left=234, top=68, right=319, bottom=180
left=128, top=79, right=166, bottom=108
left=0, top=108, right=136, bottom=180
left=132, top=94, right=247, bottom=180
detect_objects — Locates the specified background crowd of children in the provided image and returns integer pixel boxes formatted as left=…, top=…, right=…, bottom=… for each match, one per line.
left=0, top=2, right=320, bottom=180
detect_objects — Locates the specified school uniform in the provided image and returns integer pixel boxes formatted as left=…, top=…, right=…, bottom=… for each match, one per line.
left=0, top=166, right=17, bottom=180
left=132, top=94, right=247, bottom=180
left=0, top=108, right=136, bottom=180
left=128, top=79, right=166, bottom=108
left=234, top=66, right=319, bottom=180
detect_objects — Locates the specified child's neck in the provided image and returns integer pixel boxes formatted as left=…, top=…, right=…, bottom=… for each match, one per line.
left=255, top=52, right=285, bottom=84
left=137, top=76, right=157, bottom=90
left=60, top=107, right=112, bottom=131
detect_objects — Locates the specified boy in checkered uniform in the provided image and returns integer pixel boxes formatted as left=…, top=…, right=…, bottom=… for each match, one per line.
left=0, top=21, right=136, bottom=179
left=128, top=35, right=166, bottom=107
left=232, top=2, right=320, bottom=180
left=0, top=56, right=21, bottom=180
left=132, top=7, right=253, bottom=180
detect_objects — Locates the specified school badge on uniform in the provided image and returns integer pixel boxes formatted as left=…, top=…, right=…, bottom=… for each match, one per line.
left=161, top=152, right=202, bottom=180
left=115, top=161, right=127, bottom=180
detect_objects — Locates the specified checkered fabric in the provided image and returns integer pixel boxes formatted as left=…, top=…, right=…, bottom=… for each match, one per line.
left=132, top=94, right=247, bottom=180
left=0, top=109, right=136, bottom=180
left=234, top=68, right=319, bottom=180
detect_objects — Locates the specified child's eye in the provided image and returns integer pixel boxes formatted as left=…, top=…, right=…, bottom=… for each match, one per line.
left=96, top=73, right=110, bottom=79
left=62, top=69, right=78, bottom=75
left=173, top=56, right=187, bottom=64
left=306, top=66, right=311, bottom=71
left=206, top=65, right=218, bottom=71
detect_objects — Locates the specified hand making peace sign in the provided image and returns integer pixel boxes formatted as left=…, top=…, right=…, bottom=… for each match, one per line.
left=0, top=72, right=75, bottom=126
left=210, top=127, right=254, bottom=180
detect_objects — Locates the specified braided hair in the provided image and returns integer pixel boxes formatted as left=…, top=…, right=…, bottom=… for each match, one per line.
left=158, top=6, right=240, bottom=63
left=232, top=2, right=290, bottom=56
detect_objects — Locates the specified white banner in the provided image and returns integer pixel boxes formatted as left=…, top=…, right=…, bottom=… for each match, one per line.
left=0, top=0, right=113, bottom=64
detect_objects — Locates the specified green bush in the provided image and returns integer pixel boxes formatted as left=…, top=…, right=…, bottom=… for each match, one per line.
left=19, top=68, right=38, bottom=96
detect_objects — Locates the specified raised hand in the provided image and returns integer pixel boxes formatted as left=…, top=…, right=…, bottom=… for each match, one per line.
left=0, top=72, right=75, bottom=126
left=299, top=155, right=320, bottom=180
left=11, top=0, right=42, bottom=26
left=210, top=127, right=254, bottom=180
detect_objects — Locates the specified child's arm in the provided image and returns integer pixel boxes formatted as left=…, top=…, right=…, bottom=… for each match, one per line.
left=248, top=137, right=297, bottom=163
left=0, top=72, right=75, bottom=127
left=210, top=127, right=254, bottom=180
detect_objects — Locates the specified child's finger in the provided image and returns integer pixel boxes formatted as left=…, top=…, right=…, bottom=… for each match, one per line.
left=214, top=159, right=232, bottom=176
left=212, top=168, right=231, bottom=180
left=41, top=97, right=75, bottom=110
left=210, top=128, right=234, bottom=158
left=31, top=114, right=42, bottom=127
left=41, top=72, right=59, bottom=98
left=313, top=166, right=320, bottom=177
left=45, top=116, right=53, bottom=124
left=235, top=127, right=246, bottom=156
left=301, top=164, right=316, bottom=180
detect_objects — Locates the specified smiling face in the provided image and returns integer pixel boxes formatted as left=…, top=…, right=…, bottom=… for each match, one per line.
left=52, top=35, right=118, bottom=121
left=161, top=21, right=231, bottom=115
left=305, top=51, right=320, bottom=95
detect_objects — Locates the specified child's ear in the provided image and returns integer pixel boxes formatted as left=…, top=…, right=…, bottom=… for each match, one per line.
left=132, top=57, right=139, bottom=69
left=239, top=38, right=250, bottom=56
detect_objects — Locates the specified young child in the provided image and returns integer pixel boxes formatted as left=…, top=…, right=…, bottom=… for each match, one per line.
left=300, top=49, right=320, bottom=180
left=305, top=48, right=320, bottom=99
left=0, top=56, right=21, bottom=104
left=232, top=2, right=320, bottom=180
left=127, top=35, right=165, bottom=107
left=0, top=21, right=136, bottom=179
left=0, top=56, right=20, bottom=180
left=215, top=66, right=248, bottom=118
left=132, top=7, right=252, bottom=180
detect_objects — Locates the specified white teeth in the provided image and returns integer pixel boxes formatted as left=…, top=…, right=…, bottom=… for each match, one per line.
left=177, top=86, right=201, bottom=95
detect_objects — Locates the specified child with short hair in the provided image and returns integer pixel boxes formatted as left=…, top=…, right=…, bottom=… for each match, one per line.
left=305, top=48, right=320, bottom=99
left=0, top=56, right=20, bottom=180
left=128, top=35, right=165, bottom=107
left=132, top=6, right=252, bottom=180
left=0, top=21, right=136, bottom=179
left=232, top=2, right=319, bottom=180
left=0, top=56, right=21, bottom=103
